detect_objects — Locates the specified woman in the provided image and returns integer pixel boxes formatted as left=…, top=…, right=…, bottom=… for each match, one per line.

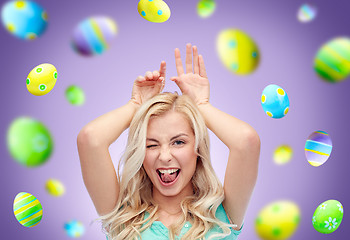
left=77, top=44, right=260, bottom=239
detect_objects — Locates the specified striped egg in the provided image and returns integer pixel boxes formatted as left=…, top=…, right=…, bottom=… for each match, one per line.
left=297, top=3, right=317, bottom=23
left=305, top=131, right=332, bottom=167
left=13, top=192, right=43, bottom=227
left=314, top=37, right=350, bottom=83
left=71, top=16, right=117, bottom=56
left=261, top=84, right=290, bottom=119
left=217, top=29, right=260, bottom=75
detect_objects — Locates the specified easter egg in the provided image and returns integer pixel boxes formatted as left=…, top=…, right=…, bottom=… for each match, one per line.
left=261, top=84, right=290, bottom=119
left=305, top=131, right=332, bottom=167
left=26, top=63, right=57, bottom=96
left=72, top=16, right=117, bottom=56
left=1, top=0, right=48, bottom=40
left=64, top=220, right=85, bottom=237
left=217, top=29, right=259, bottom=75
left=297, top=4, right=317, bottom=23
left=312, top=200, right=343, bottom=234
left=46, top=178, right=65, bottom=197
left=197, top=0, right=216, bottom=18
left=7, top=117, right=53, bottom=167
left=274, top=145, right=293, bottom=165
left=137, top=0, right=171, bottom=23
left=65, top=85, right=85, bottom=106
left=255, top=200, right=301, bottom=240
left=13, top=192, right=43, bottom=227
left=314, top=37, right=350, bottom=83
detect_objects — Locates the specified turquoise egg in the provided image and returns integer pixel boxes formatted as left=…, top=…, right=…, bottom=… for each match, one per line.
left=64, top=220, right=85, bottom=237
left=71, top=16, right=117, bottom=56
left=314, top=37, right=350, bottom=83
left=1, top=0, right=48, bottom=40
left=13, top=192, right=43, bottom=227
left=7, top=117, right=53, bottom=167
left=261, top=84, right=290, bottom=119
left=305, top=131, right=332, bottom=167
left=313, top=200, right=343, bottom=234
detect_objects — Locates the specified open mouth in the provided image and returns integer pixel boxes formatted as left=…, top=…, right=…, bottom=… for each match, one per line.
left=156, top=169, right=181, bottom=184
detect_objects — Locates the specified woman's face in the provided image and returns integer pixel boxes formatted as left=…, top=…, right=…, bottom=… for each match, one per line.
left=143, top=110, right=197, bottom=200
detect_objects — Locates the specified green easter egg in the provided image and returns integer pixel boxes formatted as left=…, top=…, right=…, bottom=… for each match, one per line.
left=13, top=192, right=43, bottom=227
left=314, top=37, right=350, bottom=83
left=312, top=199, right=343, bottom=234
left=7, top=117, right=53, bottom=167
left=217, top=29, right=260, bottom=75
left=65, top=85, right=85, bottom=105
left=197, top=0, right=216, bottom=18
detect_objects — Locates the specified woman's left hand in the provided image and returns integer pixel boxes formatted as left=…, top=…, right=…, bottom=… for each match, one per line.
left=170, top=43, right=210, bottom=106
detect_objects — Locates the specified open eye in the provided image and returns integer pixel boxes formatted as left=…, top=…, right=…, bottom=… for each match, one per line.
left=173, top=140, right=185, bottom=146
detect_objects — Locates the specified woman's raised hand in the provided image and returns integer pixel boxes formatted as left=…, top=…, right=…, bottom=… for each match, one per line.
left=131, top=61, right=166, bottom=106
left=170, top=44, right=210, bottom=106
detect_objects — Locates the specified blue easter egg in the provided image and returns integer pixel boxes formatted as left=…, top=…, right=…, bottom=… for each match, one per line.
left=71, top=16, right=117, bottom=56
left=305, top=131, right=332, bottom=167
left=261, top=84, right=290, bottom=119
left=64, top=220, right=85, bottom=237
left=1, top=1, right=48, bottom=40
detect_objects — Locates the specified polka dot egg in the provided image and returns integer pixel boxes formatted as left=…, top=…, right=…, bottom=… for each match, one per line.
left=1, top=0, right=48, bottom=40
left=138, top=0, right=171, bottom=23
left=314, top=37, right=350, bottom=83
left=217, top=29, right=260, bottom=75
left=71, top=16, right=117, bottom=56
left=197, top=0, right=216, bottom=18
left=13, top=192, right=43, bottom=227
left=64, top=220, right=85, bottom=237
left=255, top=200, right=301, bottom=240
left=313, top=200, right=343, bottom=234
left=26, top=63, right=57, bottom=96
left=7, top=116, right=53, bottom=167
left=305, top=130, right=332, bottom=167
left=261, top=84, right=290, bottom=119
left=46, top=178, right=65, bottom=197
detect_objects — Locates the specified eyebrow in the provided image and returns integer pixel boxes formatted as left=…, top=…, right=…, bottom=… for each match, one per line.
left=146, top=133, right=189, bottom=142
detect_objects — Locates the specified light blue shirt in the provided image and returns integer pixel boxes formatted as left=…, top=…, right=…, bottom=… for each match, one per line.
left=139, top=203, right=242, bottom=239
left=106, top=203, right=242, bottom=240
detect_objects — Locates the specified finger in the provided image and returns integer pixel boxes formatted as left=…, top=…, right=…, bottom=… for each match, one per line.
left=153, top=70, right=160, bottom=80
left=145, top=71, right=153, bottom=80
left=170, top=76, right=179, bottom=84
left=159, top=61, right=166, bottom=79
left=185, top=43, right=193, bottom=73
left=193, top=46, right=199, bottom=74
left=136, top=75, right=145, bottom=82
left=199, top=55, right=207, bottom=78
left=175, top=48, right=184, bottom=76
left=159, top=77, right=165, bottom=92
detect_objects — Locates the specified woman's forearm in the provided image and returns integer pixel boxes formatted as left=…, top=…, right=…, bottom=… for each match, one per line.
left=79, top=100, right=139, bottom=147
left=198, top=103, right=258, bottom=151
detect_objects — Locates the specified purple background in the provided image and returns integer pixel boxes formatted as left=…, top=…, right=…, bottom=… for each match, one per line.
left=1, top=0, right=350, bottom=239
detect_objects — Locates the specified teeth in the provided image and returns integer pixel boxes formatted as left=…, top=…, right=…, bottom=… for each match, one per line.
left=158, top=169, right=179, bottom=174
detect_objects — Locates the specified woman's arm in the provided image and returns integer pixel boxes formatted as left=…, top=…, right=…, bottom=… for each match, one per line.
left=171, top=44, right=260, bottom=230
left=77, top=62, right=166, bottom=216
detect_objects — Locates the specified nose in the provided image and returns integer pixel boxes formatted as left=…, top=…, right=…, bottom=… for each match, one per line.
left=158, top=145, right=172, bottom=162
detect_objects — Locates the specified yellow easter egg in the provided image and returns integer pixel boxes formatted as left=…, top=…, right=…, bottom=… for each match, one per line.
left=137, top=0, right=171, bottom=23
left=26, top=63, right=57, bottom=96
left=255, top=200, right=301, bottom=240
left=45, top=178, right=65, bottom=197
left=217, top=29, right=260, bottom=75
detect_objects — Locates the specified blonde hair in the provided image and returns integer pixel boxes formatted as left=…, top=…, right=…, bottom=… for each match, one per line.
left=98, top=92, right=235, bottom=239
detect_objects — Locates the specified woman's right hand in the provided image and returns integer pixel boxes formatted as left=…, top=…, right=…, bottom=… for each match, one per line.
left=131, top=61, right=166, bottom=106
